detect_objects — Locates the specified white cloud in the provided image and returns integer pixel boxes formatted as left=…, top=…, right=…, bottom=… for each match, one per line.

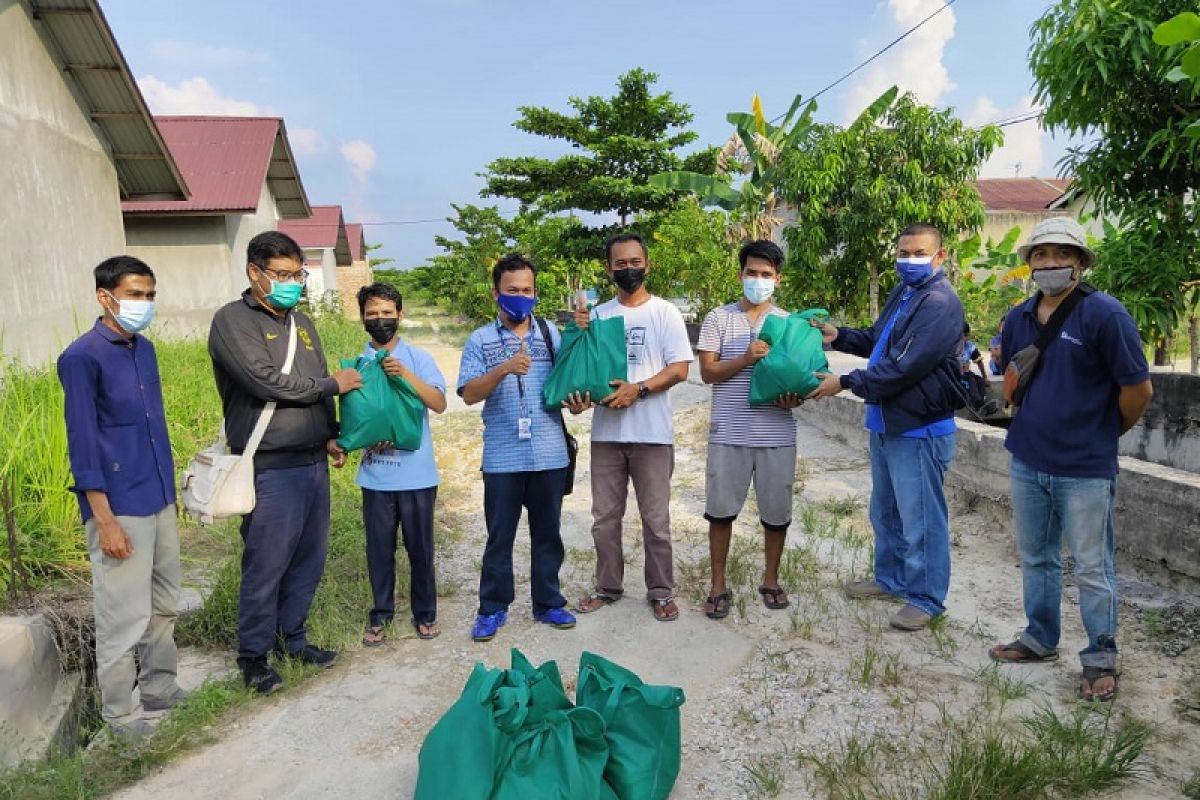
left=289, top=127, right=327, bottom=157
left=147, top=39, right=269, bottom=68
left=138, top=75, right=270, bottom=116
left=968, top=95, right=1046, bottom=178
left=842, top=0, right=957, bottom=122
left=340, top=139, right=377, bottom=182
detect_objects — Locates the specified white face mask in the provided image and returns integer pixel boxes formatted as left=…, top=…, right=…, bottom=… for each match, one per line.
left=104, top=291, right=156, bottom=334
left=742, top=277, right=776, bottom=305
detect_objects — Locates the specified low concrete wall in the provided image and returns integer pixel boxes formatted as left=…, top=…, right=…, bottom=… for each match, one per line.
left=1120, top=371, right=1200, bottom=474
left=0, top=616, right=82, bottom=767
left=803, top=357, right=1200, bottom=583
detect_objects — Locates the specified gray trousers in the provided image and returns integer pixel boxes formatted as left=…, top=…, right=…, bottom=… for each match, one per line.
left=589, top=442, right=675, bottom=601
left=85, top=504, right=181, bottom=725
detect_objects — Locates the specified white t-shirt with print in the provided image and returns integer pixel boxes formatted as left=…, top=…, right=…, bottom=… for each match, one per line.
left=590, top=295, right=694, bottom=445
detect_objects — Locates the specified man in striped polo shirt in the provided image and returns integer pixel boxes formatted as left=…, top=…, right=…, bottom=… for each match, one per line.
left=697, top=240, right=804, bottom=619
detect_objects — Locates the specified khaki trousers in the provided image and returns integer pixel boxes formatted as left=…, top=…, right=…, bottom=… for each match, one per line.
left=85, top=504, right=181, bottom=725
left=589, top=443, right=675, bottom=601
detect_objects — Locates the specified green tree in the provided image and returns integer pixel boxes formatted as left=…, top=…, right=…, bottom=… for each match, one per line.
left=645, top=198, right=738, bottom=320
left=365, top=242, right=394, bottom=270
left=1029, top=0, right=1200, bottom=365
left=481, top=68, right=716, bottom=229
left=778, top=92, right=1002, bottom=319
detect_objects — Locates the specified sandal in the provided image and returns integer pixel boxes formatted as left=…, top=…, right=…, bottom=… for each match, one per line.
left=362, top=625, right=387, bottom=647
left=651, top=597, right=679, bottom=622
left=758, top=585, right=790, bottom=610
left=704, top=590, right=732, bottom=620
left=1079, top=666, right=1119, bottom=702
left=575, top=592, right=619, bottom=614
left=414, top=620, right=440, bottom=640
left=989, top=640, right=1058, bottom=663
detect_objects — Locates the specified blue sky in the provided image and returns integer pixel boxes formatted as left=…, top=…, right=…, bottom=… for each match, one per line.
left=102, top=0, right=1070, bottom=266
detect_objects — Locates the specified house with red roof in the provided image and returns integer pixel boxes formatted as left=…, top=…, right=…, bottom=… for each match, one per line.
left=973, top=177, right=1102, bottom=248
left=121, top=116, right=311, bottom=331
left=2, top=0, right=187, bottom=363
left=277, top=205, right=352, bottom=307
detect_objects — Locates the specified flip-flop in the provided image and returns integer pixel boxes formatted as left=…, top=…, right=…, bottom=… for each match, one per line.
left=1079, top=666, right=1119, bottom=702
left=575, top=592, right=619, bottom=614
left=758, top=585, right=790, bottom=610
left=362, top=625, right=386, bottom=647
left=651, top=597, right=679, bottom=622
left=413, top=620, right=440, bottom=640
left=704, top=590, right=732, bottom=620
left=989, top=640, right=1058, bottom=663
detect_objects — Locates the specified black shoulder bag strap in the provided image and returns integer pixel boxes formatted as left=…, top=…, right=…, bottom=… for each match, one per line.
left=1033, top=282, right=1094, bottom=352
left=1004, top=282, right=1094, bottom=406
left=535, top=317, right=578, bottom=494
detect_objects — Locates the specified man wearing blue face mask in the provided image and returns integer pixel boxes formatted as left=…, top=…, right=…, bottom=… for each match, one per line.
left=209, top=231, right=363, bottom=694
left=58, top=256, right=184, bottom=741
left=457, top=253, right=579, bottom=642
left=808, top=223, right=966, bottom=631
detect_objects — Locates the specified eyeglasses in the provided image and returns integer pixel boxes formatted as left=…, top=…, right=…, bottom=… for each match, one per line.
left=259, top=267, right=309, bottom=284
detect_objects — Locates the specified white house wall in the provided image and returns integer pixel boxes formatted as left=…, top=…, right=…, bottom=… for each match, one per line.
left=225, top=180, right=281, bottom=292
left=1, top=0, right=126, bottom=364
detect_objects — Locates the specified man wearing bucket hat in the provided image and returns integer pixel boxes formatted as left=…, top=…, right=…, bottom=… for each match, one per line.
left=987, top=216, right=1153, bottom=702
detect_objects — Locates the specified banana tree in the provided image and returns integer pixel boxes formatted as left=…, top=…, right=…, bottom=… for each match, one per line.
left=649, top=92, right=828, bottom=242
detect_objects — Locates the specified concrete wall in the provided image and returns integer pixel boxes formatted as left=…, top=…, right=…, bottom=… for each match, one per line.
left=336, top=260, right=373, bottom=318
left=303, top=248, right=337, bottom=303
left=1, top=0, right=127, bottom=364
left=807, top=354, right=1200, bottom=584
left=1120, top=371, right=1200, bottom=473
left=225, top=181, right=280, bottom=296
left=123, top=216, right=232, bottom=338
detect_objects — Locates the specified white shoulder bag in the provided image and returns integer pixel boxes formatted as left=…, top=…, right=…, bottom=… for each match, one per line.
left=181, top=316, right=297, bottom=524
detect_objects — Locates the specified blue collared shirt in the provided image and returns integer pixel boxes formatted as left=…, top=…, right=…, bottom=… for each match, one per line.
left=355, top=338, right=444, bottom=492
left=457, top=318, right=569, bottom=474
left=57, top=319, right=175, bottom=522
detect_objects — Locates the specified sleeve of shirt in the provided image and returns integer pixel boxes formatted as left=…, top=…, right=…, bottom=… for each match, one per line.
left=416, top=349, right=447, bottom=393
left=999, top=309, right=1017, bottom=371
left=208, top=308, right=338, bottom=404
left=456, top=330, right=486, bottom=395
left=56, top=352, right=107, bottom=494
left=697, top=309, right=721, bottom=354
left=661, top=303, right=695, bottom=364
left=1095, top=307, right=1151, bottom=386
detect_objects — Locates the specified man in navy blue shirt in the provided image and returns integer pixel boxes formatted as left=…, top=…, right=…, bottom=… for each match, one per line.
left=58, top=256, right=184, bottom=740
left=988, top=217, right=1153, bottom=703
left=808, top=223, right=965, bottom=631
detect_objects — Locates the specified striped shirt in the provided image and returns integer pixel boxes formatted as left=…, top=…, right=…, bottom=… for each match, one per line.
left=698, top=303, right=797, bottom=448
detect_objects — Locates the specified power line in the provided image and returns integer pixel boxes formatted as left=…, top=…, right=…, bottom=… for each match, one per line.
left=355, top=208, right=523, bottom=227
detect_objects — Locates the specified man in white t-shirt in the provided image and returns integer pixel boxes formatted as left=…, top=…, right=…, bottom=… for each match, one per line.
left=697, top=240, right=804, bottom=620
left=571, top=233, right=694, bottom=622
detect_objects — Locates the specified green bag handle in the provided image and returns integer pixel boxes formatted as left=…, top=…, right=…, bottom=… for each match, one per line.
left=796, top=307, right=830, bottom=321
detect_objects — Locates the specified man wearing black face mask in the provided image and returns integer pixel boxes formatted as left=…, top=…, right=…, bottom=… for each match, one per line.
left=354, top=283, right=447, bottom=645
left=988, top=217, right=1152, bottom=703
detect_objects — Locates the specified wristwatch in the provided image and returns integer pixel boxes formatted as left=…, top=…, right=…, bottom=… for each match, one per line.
left=637, top=382, right=650, bottom=400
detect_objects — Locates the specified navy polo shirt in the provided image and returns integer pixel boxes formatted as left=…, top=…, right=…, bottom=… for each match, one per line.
left=1001, top=290, right=1149, bottom=479
left=57, top=319, right=176, bottom=522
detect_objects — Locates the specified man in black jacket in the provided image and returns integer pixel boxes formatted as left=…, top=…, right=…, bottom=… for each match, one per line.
left=209, top=231, right=362, bottom=693
left=808, top=223, right=965, bottom=631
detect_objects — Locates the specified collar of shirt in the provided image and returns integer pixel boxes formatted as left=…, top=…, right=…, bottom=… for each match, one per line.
left=92, top=317, right=137, bottom=347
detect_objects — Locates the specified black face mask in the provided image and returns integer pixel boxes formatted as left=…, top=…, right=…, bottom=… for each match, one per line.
left=611, top=268, right=646, bottom=294
left=364, top=317, right=399, bottom=344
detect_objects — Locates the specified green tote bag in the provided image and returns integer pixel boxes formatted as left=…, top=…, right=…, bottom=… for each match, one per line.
left=576, top=652, right=686, bottom=800
left=542, top=317, right=629, bottom=410
left=335, top=350, right=424, bottom=452
left=748, top=308, right=831, bottom=405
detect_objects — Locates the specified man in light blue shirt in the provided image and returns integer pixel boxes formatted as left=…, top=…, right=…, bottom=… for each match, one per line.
left=457, top=253, right=579, bottom=642
left=354, top=283, right=447, bottom=645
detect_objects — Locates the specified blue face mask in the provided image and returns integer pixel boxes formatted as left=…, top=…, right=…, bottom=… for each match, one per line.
left=742, top=277, right=776, bottom=305
left=896, top=256, right=935, bottom=286
left=104, top=291, right=156, bottom=334
left=266, top=280, right=304, bottom=310
left=497, top=294, right=537, bottom=322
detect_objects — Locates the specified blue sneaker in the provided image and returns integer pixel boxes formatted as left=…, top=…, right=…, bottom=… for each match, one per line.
left=533, top=607, right=577, bottom=629
left=471, top=610, right=508, bottom=642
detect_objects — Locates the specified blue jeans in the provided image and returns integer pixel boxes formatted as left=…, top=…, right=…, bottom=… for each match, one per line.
left=237, top=461, right=330, bottom=659
left=479, top=469, right=568, bottom=616
left=1010, top=457, right=1119, bottom=669
left=868, top=432, right=955, bottom=616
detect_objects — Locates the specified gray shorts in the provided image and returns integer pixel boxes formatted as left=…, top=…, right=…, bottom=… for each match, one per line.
left=704, top=443, right=796, bottom=529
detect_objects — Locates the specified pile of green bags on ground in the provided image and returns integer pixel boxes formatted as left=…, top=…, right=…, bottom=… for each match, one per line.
left=336, top=350, right=425, bottom=452
left=748, top=308, right=831, bottom=405
left=415, top=649, right=685, bottom=800
left=542, top=317, right=628, bottom=409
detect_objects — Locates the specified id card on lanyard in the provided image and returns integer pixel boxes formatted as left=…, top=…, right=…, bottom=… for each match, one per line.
left=496, top=322, right=533, bottom=440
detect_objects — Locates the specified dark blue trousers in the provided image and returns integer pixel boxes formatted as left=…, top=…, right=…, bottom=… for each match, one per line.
left=479, top=469, right=568, bottom=616
left=362, top=486, right=438, bottom=627
left=237, top=461, right=330, bottom=659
